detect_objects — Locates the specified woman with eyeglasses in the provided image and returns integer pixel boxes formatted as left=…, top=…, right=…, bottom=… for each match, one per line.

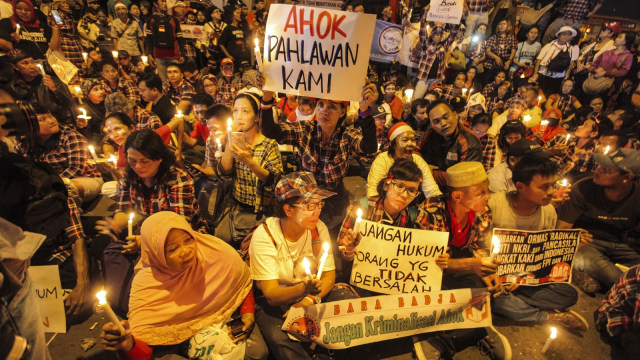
left=470, top=113, right=500, bottom=171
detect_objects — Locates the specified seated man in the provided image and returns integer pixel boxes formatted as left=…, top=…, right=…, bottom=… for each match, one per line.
left=488, top=139, right=554, bottom=194
left=489, top=156, right=586, bottom=331
left=162, top=62, right=196, bottom=114
left=100, top=60, right=141, bottom=103
left=557, top=148, right=640, bottom=293
left=139, top=73, right=177, bottom=125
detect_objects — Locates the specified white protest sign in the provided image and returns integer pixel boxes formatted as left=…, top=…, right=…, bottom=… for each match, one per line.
left=282, top=289, right=491, bottom=349
left=427, top=0, right=464, bottom=24
left=350, top=220, right=449, bottom=294
left=180, top=25, right=205, bottom=39
left=28, top=265, right=67, bottom=333
left=262, top=4, right=376, bottom=101
left=399, top=23, right=420, bottom=68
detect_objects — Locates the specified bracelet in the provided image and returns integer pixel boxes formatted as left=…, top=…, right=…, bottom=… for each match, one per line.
left=358, top=108, right=372, bottom=118
left=305, top=295, right=320, bottom=304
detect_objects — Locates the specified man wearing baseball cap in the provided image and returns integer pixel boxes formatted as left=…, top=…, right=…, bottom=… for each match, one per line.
left=488, top=138, right=554, bottom=193
left=557, top=148, right=640, bottom=293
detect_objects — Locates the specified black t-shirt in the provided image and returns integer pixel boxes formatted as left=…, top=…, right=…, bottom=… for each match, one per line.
left=0, top=18, right=52, bottom=59
left=557, top=177, right=640, bottom=243
left=219, top=24, right=248, bottom=63
left=152, top=95, right=176, bottom=125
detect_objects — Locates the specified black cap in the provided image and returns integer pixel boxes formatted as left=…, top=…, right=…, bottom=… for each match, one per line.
left=507, top=139, right=553, bottom=158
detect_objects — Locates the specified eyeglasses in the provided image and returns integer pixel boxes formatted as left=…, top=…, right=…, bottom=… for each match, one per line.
left=390, top=181, right=420, bottom=198
left=292, top=201, right=325, bottom=211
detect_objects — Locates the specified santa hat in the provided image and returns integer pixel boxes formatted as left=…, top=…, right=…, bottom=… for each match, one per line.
left=388, top=122, right=413, bottom=142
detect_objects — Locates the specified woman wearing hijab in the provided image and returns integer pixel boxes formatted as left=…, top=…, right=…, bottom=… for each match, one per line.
left=100, top=211, right=268, bottom=360
left=0, top=0, right=60, bottom=58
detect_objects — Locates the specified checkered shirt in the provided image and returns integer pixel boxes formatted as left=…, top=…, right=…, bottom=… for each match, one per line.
left=216, top=76, right=241, bottom=107
left=484, top=33, right=517, bottom=70
left=52, top=11, right=84, bottom=70
left=133, top=106, right=163, bottom=131
left=116, top=167, right=204, bottom=229
left=220, top=137, right=282, bottom=213
left=467, top=0, right=494, bottom=14
left=548, top=94, right=578, bottom=119
left=441, top=84, right=461, bottom=103
left=416, top=21, right=460, bottom=83
left=595, top=265, right=640, bottom=337
left=163, top=79, right=197, bottom=104
left=15, top=126, right=101, bottom=179
left=47, top=183, right=86, bottom=265
left=480, top=134, right=498, bottom=171
left=485, top=96, right=506, bottom=115
left=181, top=18, right=198, bottom=59
left=101, top=78, right=141, bottom=104
left=205, top=135, right=221, bottom=170
left=421, top=195, right=491, bottom=258
left=563, top=0, right=602, bottom=21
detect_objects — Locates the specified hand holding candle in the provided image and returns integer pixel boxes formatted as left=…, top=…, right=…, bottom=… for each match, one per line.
left=540, top=120, right=549, bottom=131
left=541, top=327, right=557, bottom=353
left=489, top=235, right=500, bottom=262
left=254, top=38, right=263, bottom=72
left=127, top=213, right=134, bottom=238
left=316, top=242, right=330, bottom=278
left=37, top=64, right=45, bottom=76
left=97, top=290, right=126, bottom=333
left=215, top=137, right=222, bottom=158
left=302, top=257, right=311, bottom=279
left=354, top=208, right=363, bottom=234
left=141, top=55, right=148, bottom=66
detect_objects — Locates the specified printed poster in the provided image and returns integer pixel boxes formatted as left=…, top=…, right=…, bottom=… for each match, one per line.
left=370, top=20, right=404, bottom=63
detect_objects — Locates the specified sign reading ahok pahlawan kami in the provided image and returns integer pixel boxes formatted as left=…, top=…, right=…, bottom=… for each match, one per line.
left=262, top=4, right=376, bottom=101
left=493, top=228, right=581, bottom=285
left=350, top=220, right=449, bottom=294
left=426, top=0, right=464, bottom=24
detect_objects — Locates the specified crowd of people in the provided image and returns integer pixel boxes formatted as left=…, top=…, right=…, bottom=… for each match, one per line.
left=1, top=1, right=640, bottom=360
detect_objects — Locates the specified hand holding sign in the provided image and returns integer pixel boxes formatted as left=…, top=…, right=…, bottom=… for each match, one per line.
left=359, top=82, right=378, bottom=112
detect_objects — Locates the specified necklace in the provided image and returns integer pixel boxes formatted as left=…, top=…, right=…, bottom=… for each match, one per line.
left=279, top=219, right=309, bottom=263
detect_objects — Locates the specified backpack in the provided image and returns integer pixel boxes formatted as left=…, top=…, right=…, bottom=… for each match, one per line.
left=102, top=242, right=139, bottom=318
left=0, top=154, right=70, bottom=243
left=239, top=223, right=320, bottom=265
left=546, top=46, right=572, bottom=73
left=149, top=14, right=177, bottom=49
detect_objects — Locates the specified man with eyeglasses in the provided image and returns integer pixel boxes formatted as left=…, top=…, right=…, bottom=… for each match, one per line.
left=418, top=100, right=483, bottom=186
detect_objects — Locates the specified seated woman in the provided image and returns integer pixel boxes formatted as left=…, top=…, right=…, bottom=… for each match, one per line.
left=95, top=129, right=205, bottom=243
left=249, top=172, right=356, bottom=360
left=100, top=211, right=268, bottom=360
left=470, top=113, right=500, bottom=171
left=544, top=79, right=582, bottom=126
left=15, top=104, right=104, bottom=203
left=366, top=122, right=440, bottom=200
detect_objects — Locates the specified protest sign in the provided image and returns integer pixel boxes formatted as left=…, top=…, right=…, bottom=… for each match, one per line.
left=426, top=0, right=464, bottom=24
left=350, top=220, right=449, bottom=294
left=370, top=20, right=404, bottom=63
left=282, top=289, right=491, bottom=349
left=399, top=23, right=420, bottom=68
left=302, top=0, right=343, bottom=9
left=262, top=4, right=376, bottom=101
left=28, top=265, right=67, bottom=333
left=180, top=25, right=205, bottom=39
left=493, top=228, right=581, bottom=285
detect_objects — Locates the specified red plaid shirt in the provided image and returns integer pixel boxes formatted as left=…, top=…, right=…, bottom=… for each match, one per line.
left=595, top=265, right=640, bottom=337
left=216, top=76, right=241, bottom=107
left=116, top=167, right=204, bottom=229
left=417, top=21, right=460, bottom=83
left=564, top=0, right=601, bottom=21
left=47, top=183, right=86, bottom=265
left=15, top=126, right=101, bottom=179
left=162, top=79, right=197, bottom=104
left=480, top=134, right=498, bottom=171
left=133, top=106, right=163, bottom=131
left=421, top=195, right=491, bottom=258
left=441, top=85, right=462, bottom=103
left=485, top=96, right=506, bottom=116
left=484, top=33, right=517, bottom=70
left=101, top=78, right=141, bottom=103
left=467, top=0, right=494, bottom=14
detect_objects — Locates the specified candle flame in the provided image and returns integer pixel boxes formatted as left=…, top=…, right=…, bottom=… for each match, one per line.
left=523, top=115, right=532, bottom=122
left=566, top=134, right=571, bottom=141
left=254, top=38, right=259, bottom=48
left=322, top=242, right=330, bottom=252
left=550, top=327, right=557, bottom=339
left=88, top=145, right=95, bottom=152
left=216, top=137, right=221, bottom=145
left=176, top=110, right=183, bottom=118
left=96, top=290, right=107, bottom=305
left=129, top=213, right=134, bottom=221
left=141, top=55, right=148, bottom=65
left=108, top=155, right=117, bottom=164
left=80, top=107, right=87, bottom=117
left=462, top=88, right=467, bottom=94
left=355, top=208, right=363, bottom=222
left=541, top=120, right=549, bottom=125
left=561, top=179, right=568, bottom=187
left=538, top=96, right=542, bottom=101
left=82, top=52, right=88, bottom=61
left=74, top=86, right=81, bottom=94
left=112, top=51, right=118, bottom=59
left=604, top=145, right=610, bottom=155
left=404, top=89, right=413, bottom=101
left=227, top=117, right=232, bottom=131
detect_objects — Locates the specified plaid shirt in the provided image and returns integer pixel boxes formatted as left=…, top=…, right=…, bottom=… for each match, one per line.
left=467, top=0, right=494, bottom=14
left=15, top=126, right=101, bottom=179
left=216, top=76, right=241, bottom=107
left=480, top=134, right=498, bottom=171
left=421, top=195, right=491, bottom=258
left=484, top=33, right=517, bottom=70
left=547, top=94, right=578, bottom=119
left=595, top=265, right=640, bottom=337
left=133, top=106, right=163, bottom=131
left=417, top=21, right=460, bottom=83
left=485, top=96, right=506, bottom=115
left=482, top=82, right=499, bottom=98
left=101, top=78, right=141, bottom=104
left=220, top=137, right=282, bottom=213
left=116, top=167, right=204, bottom=229
left=377, top=128, right=390, bottom=152
left=337, top=197, right=429, bottom=247
left=205, top=135, right=221, bottom=170
left=163, top=79, right=197, bottom=104
left=441, top=85, right=462, bottom=103
left=46, top=181, right=86, bottom=265
left=564, top=0, right=601, bottom=21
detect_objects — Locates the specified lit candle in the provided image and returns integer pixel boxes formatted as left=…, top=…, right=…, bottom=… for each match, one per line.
left=377, top=142, right=381, bottom=152
left=215, top=137, right=222, bottom=158
left=16, top=24, right=20, bottom=32
left=540, top=120, right=549, bottom=131
left=541, top=327, right=557, bottom=353
left=564, top=134, right=571, bottom=145
left=603, top=145, right=611, bottom=155
left=316, top=242, right=330, bottom=278
left=254, top=38, right=263, bottom=72
left=489, top=235, right=500, bottom=262
left=462, top=88, right=467, bottom=97
left=96, top=290, right=126, bottom=333
left=74, top=86, right=82, bottom=103
left=112, top=50, right=119, bottom=59
left=128, top=213, right=134, bottom=238
left=87, top=145, right=98, bottom=160
left=354, top=208, right=363, bottom=234
left=537, top=96, right=542, bottom=107
left=141, top=55, right=148, bottom=66
left=108, top=154, right=118, bottom=166
left=523, top=114, right=532, bottom=123
left=468, top=88, right=473, bottom=100
left=37, top=64, right=45, bottom=76
left=227, top=117, right=233, bottom=145
left=520, top=73, right=525, bottom=79
left=82, top=52, right=88, bottom=63
left=557, top=179, right=569, bottom=187
left=302, top=257, right=311, bottom=278
left=404, top=89, right=414, bottom=102
left=175, top=110, right=183, bottom=118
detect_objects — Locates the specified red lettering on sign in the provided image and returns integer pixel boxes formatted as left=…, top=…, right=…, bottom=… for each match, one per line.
left=424, top=294, right=431, bottom=305
left=398, top=297, right=405, bottom=308
left=283, top=6, right=298, bottom=34
left=411, top=296, right=418, bottom=306
left=334, top=304, right=340, bottom=315
left=300, top=8, right=314, bottom=36
left=316, top=11, right=331, bottom=39
left=450, top=293, right=457, bottom=303
left=375, top=299, right=382, bottom=310
left=282, top=5, right=348, bottom=40
left=361, top=301, right=368, bottom=311
left=43, top=316, right=50, bottom=328
left=331, top=14, right=347, bottom=40
left=347, top=302, right=354, bottom=313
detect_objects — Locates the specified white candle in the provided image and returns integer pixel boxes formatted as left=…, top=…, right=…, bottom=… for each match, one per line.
left=82, top=52, right=88, bottom=63
left=537, top=96, right=542, bottom=107
left=564, top=134, right=571, bottom=145
left=127, top=213, right=134, bottom=238
left=489, top=235, right=500, bottom=262
left=175, top=110, right=183, bottom=118
left=540, top=120, right=549, bottom=131
left=141, top=55, right=148, bottom=65
left=96, top=290, right=126, bottom=333
left=354, top=208, right=363, bottom=234
left=404, top=89, right=414, bottom=102
left=37, top=64, right=45, bottom=76
left=462, top=88, right=468, bottom=97
left=16, top=24, right=20, bottom=32
left=87, top=145, right=98, bottom=160
left=316, top=242, right=330, bottom=278
left=254, top=38, right=263, bottom=72
left=227, top=117, right=233, bottom=145
left=302, top=257, right=311, bottom=278
left=468, top=88, right=473, bottom=100
left=603, top=145, right=611, bottom=155
left=215, top=137, right=222, bottom=158
left=112, top=50, right=119, bottom=59
left=541, top=327, right=557, bottom=353
left=523, top=114, right=532, bottom=123
left=108, top=154, right=118, bottom=166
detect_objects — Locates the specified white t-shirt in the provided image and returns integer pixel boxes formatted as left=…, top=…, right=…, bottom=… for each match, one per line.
left=489, top=191, right=557, bottom=231
left=366, top=152, right=441, bottom=199
left=537, top=41, right=578, bottom=78
left=249, top=217, right=335, bottom=286
left=488, top=161, right=515, bottom=194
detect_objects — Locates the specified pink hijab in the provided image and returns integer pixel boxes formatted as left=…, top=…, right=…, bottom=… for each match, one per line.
left=128, top=212, right=252, bottom=345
